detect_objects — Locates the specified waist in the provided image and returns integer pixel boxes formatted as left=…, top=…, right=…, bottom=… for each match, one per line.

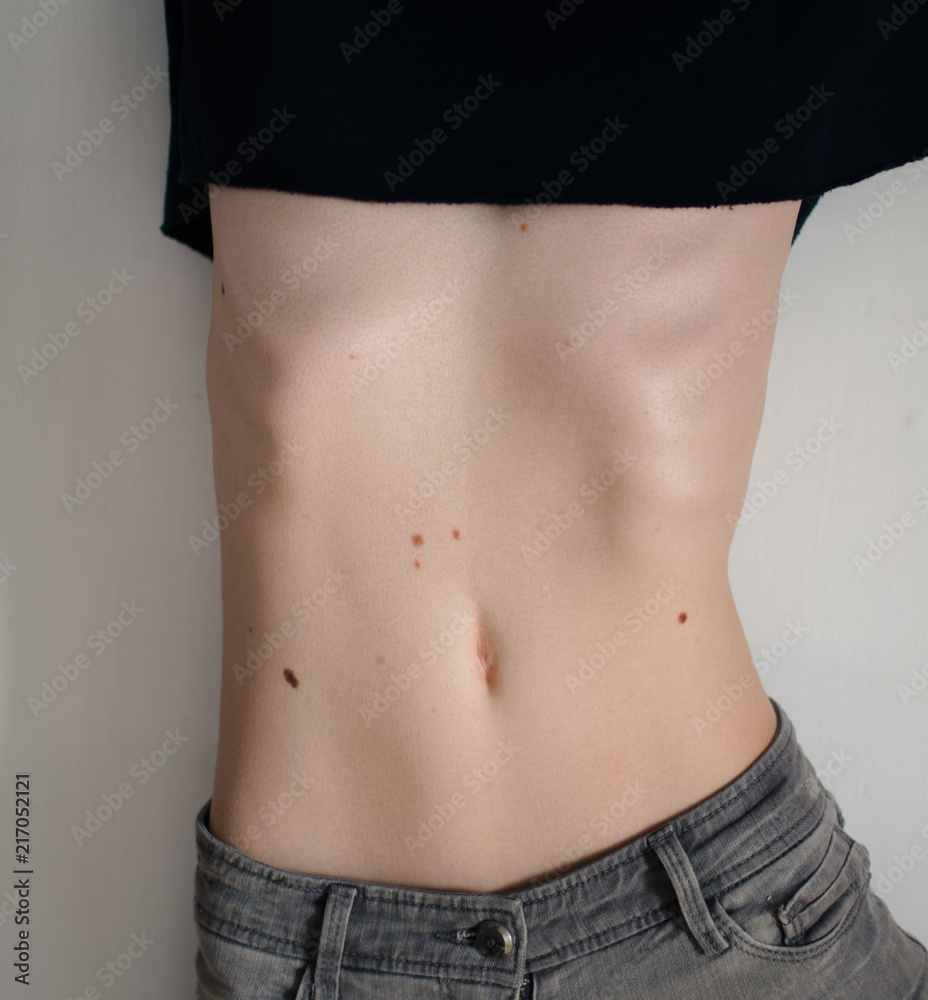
left=210, top=562, right=777, bottom=891
left=197, top=697, right=824, bottom=974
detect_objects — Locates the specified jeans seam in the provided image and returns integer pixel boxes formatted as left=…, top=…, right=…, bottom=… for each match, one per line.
left=712, top=878, right=869, bottom=963
left=195, top=899, right=313, bottom=957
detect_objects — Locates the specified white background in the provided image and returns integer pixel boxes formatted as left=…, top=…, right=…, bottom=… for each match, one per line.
left=1, top=1, right=926, bottom=996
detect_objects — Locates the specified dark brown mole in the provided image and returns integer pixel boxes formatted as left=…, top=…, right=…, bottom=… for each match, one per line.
left=452, top=528, right=460, bottom=539
left=220, top=283, right=225, bottom=295
left=678, top=612, right=687, bottom=624
left=283, top=668, right=299, bottom=688
left=520, top=223, right=529, bottom=232
left=411, top=534, right=424, bottom=547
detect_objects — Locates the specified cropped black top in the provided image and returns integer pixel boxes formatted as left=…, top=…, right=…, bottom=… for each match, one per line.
left=160, top=1, right=928, bottom=260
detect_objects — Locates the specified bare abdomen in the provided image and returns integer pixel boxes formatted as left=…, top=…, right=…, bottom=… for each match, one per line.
left=203, top=190, right=799, bottom=892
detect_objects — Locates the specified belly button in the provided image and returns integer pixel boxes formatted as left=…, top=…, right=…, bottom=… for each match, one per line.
left=476, top=630, right=497, bottom=685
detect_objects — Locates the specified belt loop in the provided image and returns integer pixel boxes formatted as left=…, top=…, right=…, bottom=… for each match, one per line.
left=311, top=884, right=358, bottom=1000
left=647, top=824, right=729, bottom=956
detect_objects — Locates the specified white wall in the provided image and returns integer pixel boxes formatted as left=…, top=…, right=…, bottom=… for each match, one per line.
left=1, top=2, right=925, bottom=996
left=735, top=170, right=928, bottom=938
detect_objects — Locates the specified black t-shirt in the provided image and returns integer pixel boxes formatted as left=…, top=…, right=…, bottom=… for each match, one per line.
left=160, top=0, right=928, bottom=259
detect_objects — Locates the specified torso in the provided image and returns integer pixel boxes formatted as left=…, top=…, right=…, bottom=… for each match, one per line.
left=203, top=189, right=799, bottom=892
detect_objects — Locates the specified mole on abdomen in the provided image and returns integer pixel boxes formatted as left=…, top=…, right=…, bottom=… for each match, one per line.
left=452, top=528, right=460, bottom=539
left=283, top=668, right=299, bottom=688
left=220, top=283, right=225, bottom=295
left=411, top=534, right=424, bottom=546
left=678, top=612, right=688, bottom=624
left=520, top=223, right=529, bottom=232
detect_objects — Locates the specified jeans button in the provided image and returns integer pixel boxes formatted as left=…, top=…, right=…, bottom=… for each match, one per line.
left=474, top=919, right=514, bottom=957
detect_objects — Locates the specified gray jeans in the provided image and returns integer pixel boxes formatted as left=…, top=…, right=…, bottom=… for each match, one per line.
left=193, top=698, right=927, bottom=999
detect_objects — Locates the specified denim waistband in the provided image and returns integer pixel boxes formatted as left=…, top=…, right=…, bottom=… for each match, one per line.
left=194, top=696, right=836, bottom=991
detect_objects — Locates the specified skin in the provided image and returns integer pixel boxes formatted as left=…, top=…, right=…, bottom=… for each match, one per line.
left=203, top=187, right=800, bottom=893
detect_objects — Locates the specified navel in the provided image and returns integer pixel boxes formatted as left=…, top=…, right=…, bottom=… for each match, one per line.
left=475, top=628, right=497, bottom=686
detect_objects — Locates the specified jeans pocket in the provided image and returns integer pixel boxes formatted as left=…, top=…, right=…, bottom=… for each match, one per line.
left=195, top=914, right=316, bottom=1000
left=711, top=820, right=872, bottom=960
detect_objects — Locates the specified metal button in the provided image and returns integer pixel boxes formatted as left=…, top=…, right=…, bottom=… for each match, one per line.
left=474, top=919, right=514, bottom=957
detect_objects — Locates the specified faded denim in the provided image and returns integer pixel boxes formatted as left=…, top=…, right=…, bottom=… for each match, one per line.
left=194, top=697, right=928, bottom=999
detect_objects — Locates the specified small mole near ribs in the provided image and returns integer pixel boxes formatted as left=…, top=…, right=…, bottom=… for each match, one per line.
left=678, top=612, right=687, bottom=623
left=411, top=534, right=424, bottom=547
left=283, top=668, right=299, bottom=688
